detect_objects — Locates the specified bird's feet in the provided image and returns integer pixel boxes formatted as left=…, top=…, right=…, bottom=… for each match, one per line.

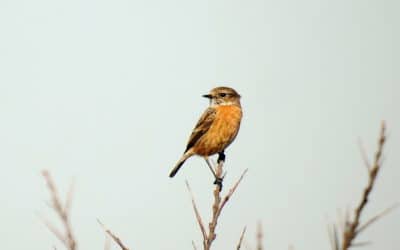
left=217, top=151, right=226, bottom=164
left=213, top=176, right=223, bottom=191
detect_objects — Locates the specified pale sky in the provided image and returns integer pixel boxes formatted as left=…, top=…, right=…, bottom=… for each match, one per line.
left=0, top=0, right=399, bottom=250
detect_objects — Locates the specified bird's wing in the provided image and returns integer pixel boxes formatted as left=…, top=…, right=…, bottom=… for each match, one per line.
left=184, top=107, right=216, bottom=153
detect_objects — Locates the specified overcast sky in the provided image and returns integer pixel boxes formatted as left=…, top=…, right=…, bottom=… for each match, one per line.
left=0, top=0, right=399, bottom=249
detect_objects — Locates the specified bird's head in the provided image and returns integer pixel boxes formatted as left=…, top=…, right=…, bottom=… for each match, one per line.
left=203, top=86, right=241, bottom=106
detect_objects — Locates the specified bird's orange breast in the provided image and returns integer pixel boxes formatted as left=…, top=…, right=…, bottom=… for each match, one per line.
left=193, top=105, right=242, bottom=156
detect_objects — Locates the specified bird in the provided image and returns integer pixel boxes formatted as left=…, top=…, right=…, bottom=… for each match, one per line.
left=169, top=86, right=242, bottom=180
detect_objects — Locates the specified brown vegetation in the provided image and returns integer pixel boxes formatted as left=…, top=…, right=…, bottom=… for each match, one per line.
left=328, top=121, right=396, bottom=250
left=40, top=122, right=395, bottom=250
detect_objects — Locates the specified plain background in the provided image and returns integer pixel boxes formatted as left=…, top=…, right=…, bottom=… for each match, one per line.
left=0, top=0, right=399, bottom=249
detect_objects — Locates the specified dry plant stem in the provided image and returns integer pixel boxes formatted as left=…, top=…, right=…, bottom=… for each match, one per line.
left=41, top=216, right=67, bottom=245
left=256, top=221, right=263, bottom=250
left=97, top=219, right=130, bottom=250
left=41, top=170, right=77, bottom=250
left=357, top=138, right=371, bottom=171
left=341, top=121, right=386, bottom=250
left=192, top=240, right=198, bottom=250
left=206, top=162, right=248, bottom=250
left=186, top=181, right=208, bottom=249
left=65, top=179, right=75, bottom=215
left=328, top=224, right=339, bottom=250
left=356, top=203, right=399, bottom=234
left=207, top=160, right=223, bottom=247
left=187, top=160, right=248, bottom=250
left=104, top=234, right=111, bottom=250
left=236, top=226, right=247, bottom=250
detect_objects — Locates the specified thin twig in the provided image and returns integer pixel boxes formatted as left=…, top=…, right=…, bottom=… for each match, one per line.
left=97, top=219, right=130, bottom=250
left=336, top=208, right=346, bottom=236
left=40, top=215, right=67, bottom=245
left=187, top=158, right=248, bottom=250
left=236, top=226, right=247, bottom=250
left=65, top=178, right=75, bottom=215
left=356, top=203, right=399, bottom=235
left=186, top=181, right=207, bottom=249
left=207, top=163, right=222, bottom=248
left=192, top=240, right=198, bottom=250
left=207, top=167, right=248, bottom=249
left=41, top=170, right=77, bottom=250
left=104, top=233, right=111, bottom=250
left=219, top=169, right=248, bottom=215
left=256, top=221, right=263, bottom=250
left=357, top=138, right=371, bottom=171
left=327, top=224, right=339, bottom=250
left=350, top=241, right=371, bottom=248
left=341, top=121, right=387, bottom=250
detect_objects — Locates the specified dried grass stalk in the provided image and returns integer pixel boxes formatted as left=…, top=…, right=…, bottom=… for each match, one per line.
left=41, top=170, right=77, bottom=250
left=187, top=158, right=248, bottom=250
left=236, top=226, right=247, bottom=250
left=97, top=219, right=130, bottom=250
left=330, top=121, right=395, bottom=250
left=256, top=221, right=263, bottom=250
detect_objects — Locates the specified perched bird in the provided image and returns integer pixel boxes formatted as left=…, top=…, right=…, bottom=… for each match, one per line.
left=169, top=86, right=242, bottom=179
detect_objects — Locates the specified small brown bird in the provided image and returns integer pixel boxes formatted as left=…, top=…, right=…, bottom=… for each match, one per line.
left=169, top=86, right=242, bottom=178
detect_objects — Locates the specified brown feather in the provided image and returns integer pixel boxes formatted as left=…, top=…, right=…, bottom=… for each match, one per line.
left=184, top=107, right=216, bottom=152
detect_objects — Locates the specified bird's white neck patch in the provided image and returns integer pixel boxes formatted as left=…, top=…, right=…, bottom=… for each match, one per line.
left=219, top=101, right=235, bottom=106
left=210, top=101, right=236, bottom=107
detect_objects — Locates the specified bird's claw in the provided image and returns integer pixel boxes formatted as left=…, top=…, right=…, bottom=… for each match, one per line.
left=217, top=152, right=226, bottom=164
left=213, top=176, right=224, bottom=191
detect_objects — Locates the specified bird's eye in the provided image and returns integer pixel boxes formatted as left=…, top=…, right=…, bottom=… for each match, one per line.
left=219, top=93, right=227, bottom=97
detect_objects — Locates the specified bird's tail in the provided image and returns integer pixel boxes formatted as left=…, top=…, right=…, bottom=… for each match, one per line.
left=169, top=153, right=191, bottom=178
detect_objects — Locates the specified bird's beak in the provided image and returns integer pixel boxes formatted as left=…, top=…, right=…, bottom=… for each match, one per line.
left=202, top=94, right=212, bottom=99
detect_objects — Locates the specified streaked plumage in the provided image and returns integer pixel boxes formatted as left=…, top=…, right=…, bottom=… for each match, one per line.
left=169, top=86, right=242, bottom=178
